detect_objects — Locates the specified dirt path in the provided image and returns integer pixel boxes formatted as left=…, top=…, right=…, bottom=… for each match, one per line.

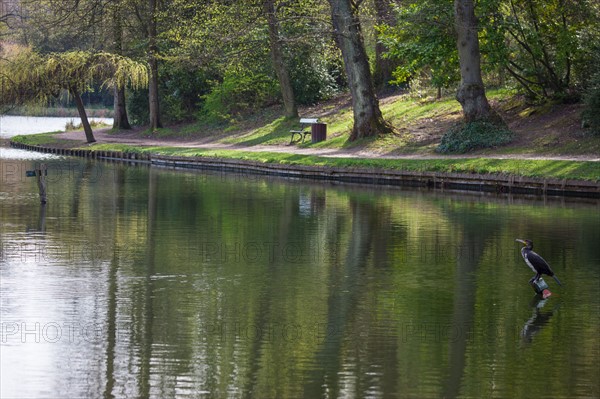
left=55, top=128, right=600, bottom=162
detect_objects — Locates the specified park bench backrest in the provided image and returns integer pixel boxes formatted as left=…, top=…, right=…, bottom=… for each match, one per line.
left=299, top=118, right=319, bottom=125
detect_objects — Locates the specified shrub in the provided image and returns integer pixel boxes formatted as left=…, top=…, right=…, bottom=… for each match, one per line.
left=199, top=70, right=279, bottom=124
left=437, top=120, right=514, bottom=153
left=126, top=88, right=150, bottom=126
left=126, top=64, right=211, bottom=126
left=288, top=51, right=340, bottom=105
left=64, top=119, right=111, bottom=131
left=582, top=69, right=600, bottom=135
left=160, top=66, right=211, bottom=123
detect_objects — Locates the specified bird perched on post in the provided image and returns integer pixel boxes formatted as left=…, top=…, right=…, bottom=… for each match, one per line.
left=515, top=239, right=562, bottom=286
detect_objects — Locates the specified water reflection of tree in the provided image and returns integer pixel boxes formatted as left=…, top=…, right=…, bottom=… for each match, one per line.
left=139, top=168, right=157, bottom=398
left=304, top=197, right=395, bottom=397
left=440, top=203, right=502, bottom=398
left=103, top=165, right=127, bottom=399
left=241, top=185, right=298, bottom=395
left=103, top=247, right=119, bottom=399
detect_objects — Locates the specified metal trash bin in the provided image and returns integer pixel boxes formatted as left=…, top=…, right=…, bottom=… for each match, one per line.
left=311, top=123, right=327, bottom=143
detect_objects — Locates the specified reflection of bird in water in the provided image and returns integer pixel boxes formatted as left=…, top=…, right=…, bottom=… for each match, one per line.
left=515, top=239, right=562, bottom=286
left=520, top=295, right=561, bottom=343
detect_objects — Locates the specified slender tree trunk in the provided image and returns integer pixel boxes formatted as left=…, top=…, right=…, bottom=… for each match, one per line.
left=148, top=0, right=162, bottom=130
left=71, top=87, right=96, bottom=143
left=112, top=2, right=131, bottom=130
left=373, top=0, right=396, bottom=89
left=329, top=0, right=392, bottom=141
left=454, top=0, right=493, bottom=122
left=264, top=0, right=298, bottom=118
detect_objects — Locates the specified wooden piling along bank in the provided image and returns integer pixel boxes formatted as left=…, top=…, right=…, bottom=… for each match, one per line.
left=10, top=142, right=152, bottom=161
left=9, top=141, right=600, bottom=198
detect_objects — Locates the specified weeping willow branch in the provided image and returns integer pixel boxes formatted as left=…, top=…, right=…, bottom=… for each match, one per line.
left=1, top=47, right=148, bottom=142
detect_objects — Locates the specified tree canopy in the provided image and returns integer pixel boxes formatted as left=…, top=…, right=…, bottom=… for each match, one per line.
left=1, top=46, right=148, bottom=141
left=1, top=0, right=599, bottom=140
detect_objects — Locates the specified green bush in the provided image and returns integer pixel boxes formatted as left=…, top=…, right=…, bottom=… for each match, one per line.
left=161, top=66, right=211, bottom=123
left=125, top=64, right=211, bottom=126
left=200, top=70, right=279, bottom=124
left=437, top=120, right=514, bottom=153
left=288, top=51, right=340, bottom=105
left=582, top=70, right=600, bottom=135
left=126, top=88, right=150, bottom=126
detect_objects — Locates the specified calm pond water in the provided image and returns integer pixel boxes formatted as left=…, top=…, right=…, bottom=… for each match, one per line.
left=0, top=115, right=113, bottom=138
left=1, top=127, right=599, bottom=398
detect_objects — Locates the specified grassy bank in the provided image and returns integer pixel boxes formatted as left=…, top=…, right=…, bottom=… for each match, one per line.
left=101, top=145, right=600, bottom=181
left=8, top=88, right=600, bottom=182
left=133, top=89, right=600, bottom=157
left=11, top=135, right=596, bottom=181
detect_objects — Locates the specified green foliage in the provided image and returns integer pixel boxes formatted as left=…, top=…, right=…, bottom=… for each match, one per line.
left=65, top=119, right=110, bottom=131
left=377, top=0, right=600, bottom=102
left=160, top=64, right=212, bottom=123
left=288, top=49, right=341, bottom=105
left=163, top=0, right=341, bottom=111
left=126, top=88, right=150, bottom=126
left=10, top=133, right=61, bottom=145
left=582, top=82, right=600, bottom=136
left=377, top=1, right=459, bottom=91
left=437, top=121, right=514, bottom=153
left=481, top=0, right=599, bottom=101
left=581, top=41, right=600, bottom=135
left=0, top=47, right=148, bottom=107
left=30, top=139, right=597, bottom=181
left=200, top=70, right=279, bottom=124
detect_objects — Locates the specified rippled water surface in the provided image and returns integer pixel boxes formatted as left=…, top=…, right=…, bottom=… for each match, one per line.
left=1, top=152, right=599, bottom=398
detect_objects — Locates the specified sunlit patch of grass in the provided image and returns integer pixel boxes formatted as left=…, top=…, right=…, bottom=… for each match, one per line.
left=10, top=132, right=62, bottom=145
left=382, top=95, right=460, bottom=124
left=223, top=116, right=296, bottom=146
left=15, top=131, right=597, bottom=180
left=63, top=142, right=600, bottom=181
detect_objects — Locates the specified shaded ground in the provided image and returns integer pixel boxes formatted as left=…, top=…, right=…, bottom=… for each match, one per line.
left=52, top=93, right=600, bottom=161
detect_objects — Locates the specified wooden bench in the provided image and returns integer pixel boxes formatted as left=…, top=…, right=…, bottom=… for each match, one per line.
left=290, top=118, right=319, bottom=144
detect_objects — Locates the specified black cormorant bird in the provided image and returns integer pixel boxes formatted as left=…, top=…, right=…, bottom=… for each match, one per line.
left=516, top=239, right=562, bottom=286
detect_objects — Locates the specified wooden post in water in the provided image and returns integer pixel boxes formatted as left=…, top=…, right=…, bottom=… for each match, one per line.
left=37, top=164, right=47, bottom=204
left=530, top=277, right=551, bottom=298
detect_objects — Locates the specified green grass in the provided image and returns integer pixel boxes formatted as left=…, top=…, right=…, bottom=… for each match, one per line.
left=383, top=96, right=460, bottom=123
left=11, top=132, right=63, bottom=145
left=222, top=116, right=296, bottom=145
left=9, top=87, right=600, bottom=182
left=76, top=143, right=600, bottom=181
left=84, top=143, right=144, bottom=153
left=152, top=91, right=462, bottom=151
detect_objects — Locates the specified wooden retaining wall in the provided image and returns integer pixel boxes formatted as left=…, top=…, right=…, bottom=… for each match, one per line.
left=10, top=142, right=151, bottom=162
left=9, top=141, right=600, bottom=198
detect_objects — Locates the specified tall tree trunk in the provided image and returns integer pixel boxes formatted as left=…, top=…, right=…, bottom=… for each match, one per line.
left=373, top=0, right=396, bottom=88
left=454, top=0, right=493, bottom=122
left=71, top=87, right=96, bottom=143
left=264, top=0, right=298, bottom=118
left=148, top=0, right=162, bottom=130
left=329, top=0, right=392, bottom=141
left=112, top=2, right=131, bottom=130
